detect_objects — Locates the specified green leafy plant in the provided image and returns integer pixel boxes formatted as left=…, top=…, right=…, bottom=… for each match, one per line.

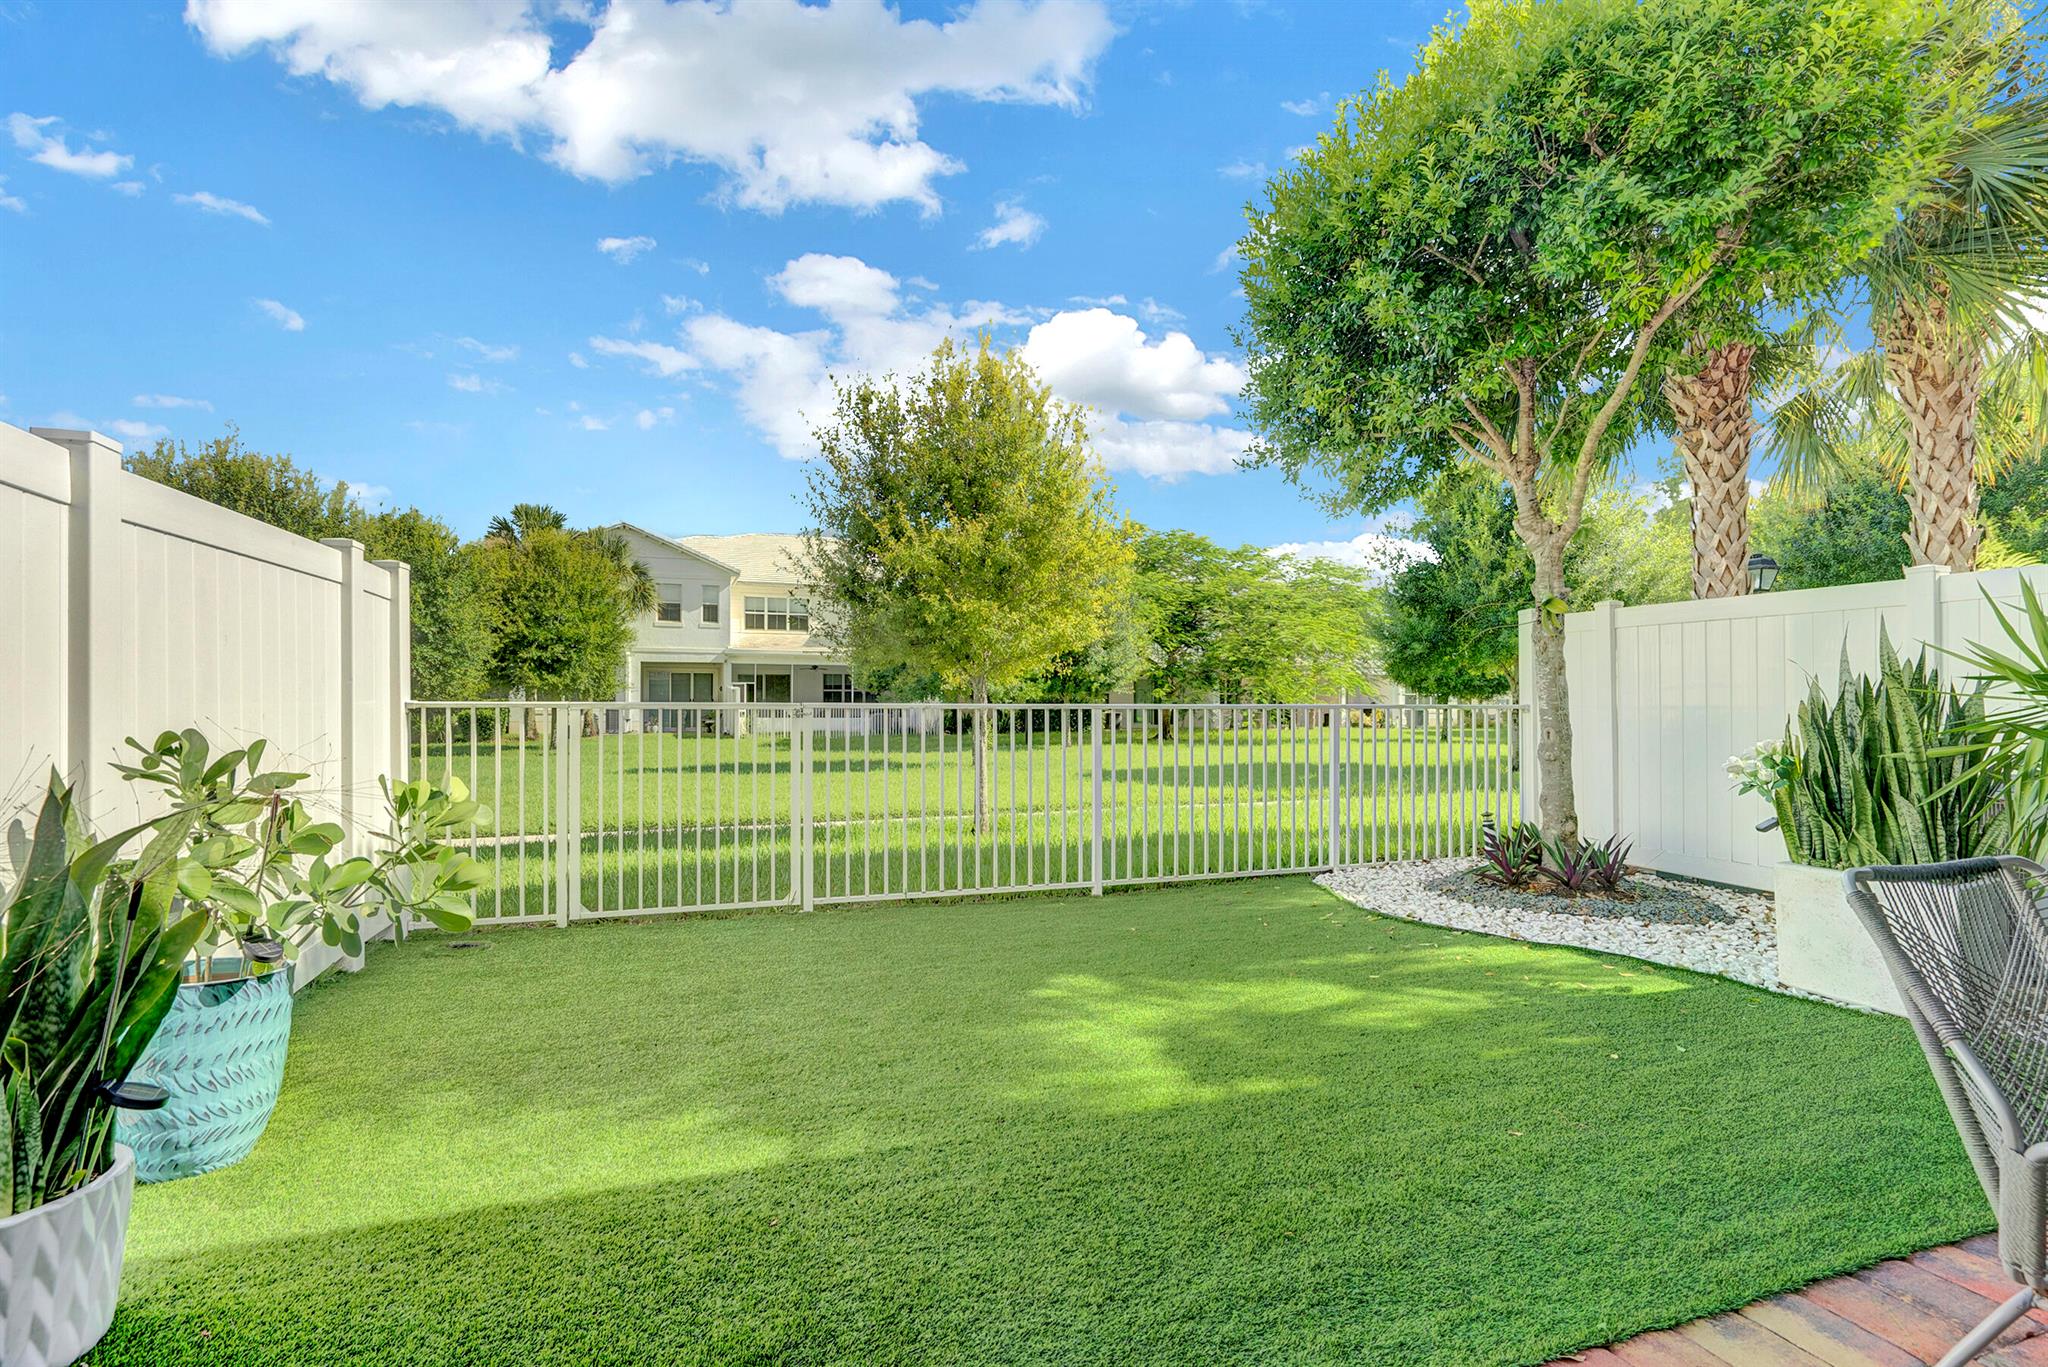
left=1754, top=629, right=2011, bottom=869
left=1, top=775, right=207, bottom=1213
left=1939, top=580, right=2048, bottom=861
left=114, top=729, right=492, bottom=974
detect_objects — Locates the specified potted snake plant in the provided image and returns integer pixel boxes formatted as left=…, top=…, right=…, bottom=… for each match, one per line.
left=110, top=729, right=489, bottom=1182
left=1729, top=629, right=2012, bottom=1013
left=0, top=773, right=207, bottom=1367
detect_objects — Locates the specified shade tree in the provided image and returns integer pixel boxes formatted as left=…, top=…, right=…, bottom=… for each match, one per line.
left=798, top=337, right=1133, bottom=830
left=1238, top=0, right=1942, bottom=840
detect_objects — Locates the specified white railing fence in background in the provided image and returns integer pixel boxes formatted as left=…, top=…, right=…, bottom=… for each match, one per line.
left=407, top=700, right=1526, bottom=925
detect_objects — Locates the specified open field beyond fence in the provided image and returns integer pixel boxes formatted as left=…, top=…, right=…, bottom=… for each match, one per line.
left=408, top=704, right=1525, bottom=921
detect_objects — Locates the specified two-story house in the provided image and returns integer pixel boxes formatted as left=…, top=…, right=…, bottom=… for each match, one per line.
left=608, top=525, right=870, bottom=718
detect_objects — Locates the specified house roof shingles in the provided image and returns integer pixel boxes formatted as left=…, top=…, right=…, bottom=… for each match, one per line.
left=678, top=533, right=810, bottom=585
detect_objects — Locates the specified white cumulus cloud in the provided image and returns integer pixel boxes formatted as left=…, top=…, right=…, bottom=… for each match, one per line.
left=254, top=298, right=304, bottom=331
left=185, top=0, right=1115, bottom=213
left=588, top=335, right=697, bottom=377
left=597, top=234, right=655, bottom=263
left=1019, top=309, right=1244, bottom=423
left=133, top=394, right=213, bottom=411
left=1091, top=417, right=1249, bottom=481
left=1268, top=531, right=1435, bottom=577
left=771, top=253, right=902, bottom=317
left=105, top=418, right=170, bottom=442
left=7, top=113, right=131, bottom=178
left=173, top=190, right=270, bottom=224
left=0, top=176, right=22, bottom=213
left=973, top=198, right=1045, bottom=250
left=678, top=253, right=1250, bottom=481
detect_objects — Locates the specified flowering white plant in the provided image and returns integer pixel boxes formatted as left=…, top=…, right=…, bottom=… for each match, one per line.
left=1726, top=738, right=1795, bottom=799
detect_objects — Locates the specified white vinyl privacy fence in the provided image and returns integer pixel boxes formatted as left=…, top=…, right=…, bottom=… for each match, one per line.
left=0, top=422, right=412, bottom=984
left=1528, top=562, right=2048, bottom=890
left=408, top=700, right=1525, bottom=924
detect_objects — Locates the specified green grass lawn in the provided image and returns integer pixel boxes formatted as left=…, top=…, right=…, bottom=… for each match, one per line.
left=90, top=878, right=1987, bottom=1367
left=418, top=724, right=1522, bottom=918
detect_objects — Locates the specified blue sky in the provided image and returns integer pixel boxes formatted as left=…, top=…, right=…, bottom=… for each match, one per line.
left=2, top=0, right=1459, bottom=560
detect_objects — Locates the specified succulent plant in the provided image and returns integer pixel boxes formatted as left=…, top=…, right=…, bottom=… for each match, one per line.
left=1, top=775, right=206, bottom=1213
left=1479, top=820, right=1544, bottom=888
left=1766, top=629, right=2011, bottom=870
left=1583, top=834, right=1633, bottom=894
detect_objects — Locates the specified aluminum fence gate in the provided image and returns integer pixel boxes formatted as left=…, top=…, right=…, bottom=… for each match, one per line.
left=407, top=701, right=1525, bottom=926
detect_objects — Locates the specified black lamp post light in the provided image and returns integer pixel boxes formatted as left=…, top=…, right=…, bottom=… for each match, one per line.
left=1746, top=553, right=1780, bottom=593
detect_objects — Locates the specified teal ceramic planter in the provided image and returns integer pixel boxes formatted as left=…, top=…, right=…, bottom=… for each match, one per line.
left=117, top=971, right=294, bottom=1182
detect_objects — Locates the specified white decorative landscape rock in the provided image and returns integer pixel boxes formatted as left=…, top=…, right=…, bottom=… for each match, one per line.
left=1318, top=859, right=1779, bottom=989
left=0, top=1145, right=134, bottom=1367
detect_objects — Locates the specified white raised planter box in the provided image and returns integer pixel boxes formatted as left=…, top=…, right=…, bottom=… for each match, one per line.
left=0, top=1144, right=134, bottom=1367
left=1774, top=861, right=1905, bottom=1015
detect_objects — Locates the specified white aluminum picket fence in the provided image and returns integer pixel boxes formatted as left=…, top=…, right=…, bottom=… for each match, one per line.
left=407, top=700, right=1525, bottom=926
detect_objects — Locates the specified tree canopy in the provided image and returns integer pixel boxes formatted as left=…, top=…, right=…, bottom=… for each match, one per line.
left=1128, top=529, right=1377, bottom=703
left=1237, top=0, right=1944, bottom=839
left=799, top=337, right=1132, bottom=706
left=128, top=428, right=367, bottom=542
left=473, top=504, right=650, bottom=700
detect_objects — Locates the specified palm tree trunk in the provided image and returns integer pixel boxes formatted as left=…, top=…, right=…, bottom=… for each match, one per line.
left=1880, top=294, right=1986, bottom=571
left=1663, top=342, right=1756, bottom=599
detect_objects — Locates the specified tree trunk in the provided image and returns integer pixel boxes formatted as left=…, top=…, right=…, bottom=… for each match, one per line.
left=1663, top=342, right=1756, bottom=599
left=1880, top=294, right=1986, bottom=571
left=1527, top=541, right=1578, bottom=846
left=972, top=676, right=990, bottom=836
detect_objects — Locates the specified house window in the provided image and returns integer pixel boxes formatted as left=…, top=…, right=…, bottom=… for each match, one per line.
left=823, top=672, right=872, bottom=703
left=701, top=585, right=720, bottom=625
left=744, top=594, right=809, bottom=632
left=655, top=583, right=684, bottom=624
left=732, top=665, right=792, bottom=702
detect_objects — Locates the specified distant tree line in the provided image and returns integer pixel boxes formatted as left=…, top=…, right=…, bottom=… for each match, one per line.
left=133, top=412, right=1384, bottom=711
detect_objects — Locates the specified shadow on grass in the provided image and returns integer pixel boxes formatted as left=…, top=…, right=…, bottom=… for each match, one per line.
left=91, top=882, right=1991, bottom=1367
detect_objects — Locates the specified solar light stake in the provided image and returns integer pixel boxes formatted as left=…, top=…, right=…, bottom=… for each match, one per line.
left=91, top=881, right=171, bottom=1113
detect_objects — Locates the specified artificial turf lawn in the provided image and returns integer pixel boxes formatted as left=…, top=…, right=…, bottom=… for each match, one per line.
left=90, top=877, right=1988, bottom=1366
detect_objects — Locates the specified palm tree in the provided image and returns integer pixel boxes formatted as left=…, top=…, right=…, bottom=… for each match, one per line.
left=591, top=528, right=658, bottom=616
left=1771, top=20, right=2048, bottom=569
left=1662, top=318, right=1827, bottom=598
left=1664, top=338, right=1758, bottom=598
left=481, top=504, right=652, bottom=611
left=484, top=502, right=568, bottom=546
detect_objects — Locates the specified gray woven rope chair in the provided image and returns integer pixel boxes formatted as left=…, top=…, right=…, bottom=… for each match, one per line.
left=1845, top=857, right=2048, bottom=1367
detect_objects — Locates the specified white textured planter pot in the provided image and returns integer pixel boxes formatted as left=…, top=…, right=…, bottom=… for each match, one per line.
left=0, top=1145, right=134, bottom=1367
left=1774, top=861, right=1906, bottom=1015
